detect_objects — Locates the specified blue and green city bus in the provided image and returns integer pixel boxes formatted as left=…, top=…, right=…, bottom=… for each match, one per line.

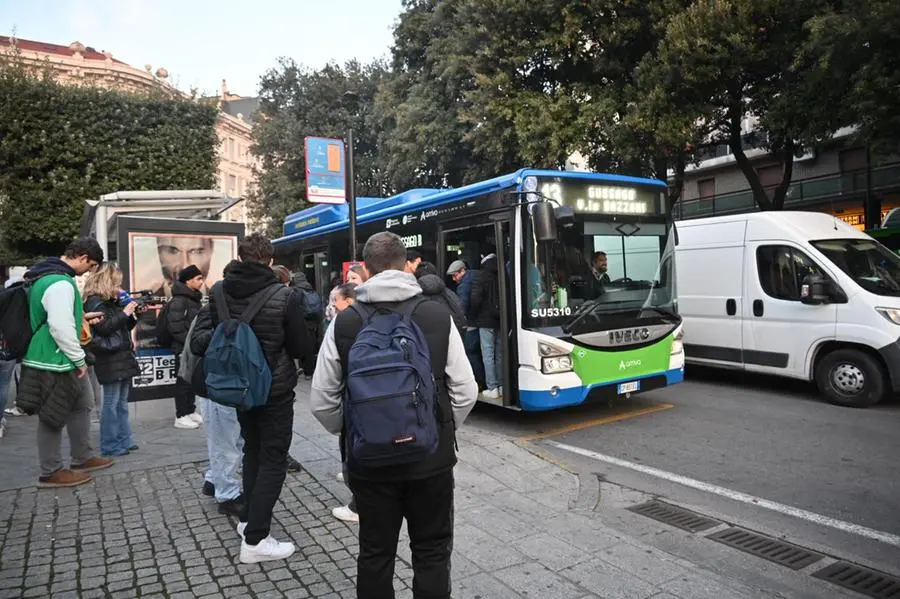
left=273, top=169, right=684, bottom=411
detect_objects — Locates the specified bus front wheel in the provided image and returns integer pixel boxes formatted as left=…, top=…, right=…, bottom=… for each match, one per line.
left=815, top=349, right=885, bottom=408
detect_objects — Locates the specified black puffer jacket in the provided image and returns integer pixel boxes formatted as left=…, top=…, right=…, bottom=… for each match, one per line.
left=469, top=256, right=501, bottom=329
left=416, top=273, right=466, bottom=333
left=191, top=261, right=314, bottom=402
left=84, top=295, right=140, bottom=384
left=165, top=281, right=203, bottom=354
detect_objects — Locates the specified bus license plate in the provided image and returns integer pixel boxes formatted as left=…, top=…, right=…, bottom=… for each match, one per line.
left=617, top=381, right=640, bottom=394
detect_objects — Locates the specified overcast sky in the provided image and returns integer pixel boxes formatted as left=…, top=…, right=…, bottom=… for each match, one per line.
left=1, top=0, right=404, bottom=96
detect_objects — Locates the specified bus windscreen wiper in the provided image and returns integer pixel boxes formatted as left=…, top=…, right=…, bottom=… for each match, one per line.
left=640, top=306, right=679, bottom=321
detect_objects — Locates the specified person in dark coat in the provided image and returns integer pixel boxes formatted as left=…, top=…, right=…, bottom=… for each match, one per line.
left=83, top=263, right=140, bottom=457
left=289, top=270, right=323, bottom=379
left=164, top=264, right=205, bottom=429
left=446, top=260, right=485, bottom=389
left=191, top=234, right=315, bottom=564
left=414, top=262, right=466, bottom=333
left=469, top=254, right=503, bottom=399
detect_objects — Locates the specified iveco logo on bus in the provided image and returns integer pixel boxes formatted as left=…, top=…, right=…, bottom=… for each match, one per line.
left=608, top=327, right=651, bottom=345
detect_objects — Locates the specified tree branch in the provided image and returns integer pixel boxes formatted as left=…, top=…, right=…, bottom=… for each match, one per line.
left=772, top=138, right=795, bottom=210
left=728, top=102, right=772, bottom=211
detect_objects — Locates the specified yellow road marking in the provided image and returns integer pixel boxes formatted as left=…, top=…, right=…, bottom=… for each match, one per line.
left=519, top=402, right=675, bottom=442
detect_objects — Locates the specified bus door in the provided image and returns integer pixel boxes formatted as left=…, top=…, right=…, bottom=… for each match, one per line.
left=438, top=219, right=514, bottom=408
left=301, top=248, right=329, bottom=299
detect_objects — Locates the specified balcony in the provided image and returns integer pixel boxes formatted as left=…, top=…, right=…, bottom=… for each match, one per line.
left=676, top=163, right=900, bottom=220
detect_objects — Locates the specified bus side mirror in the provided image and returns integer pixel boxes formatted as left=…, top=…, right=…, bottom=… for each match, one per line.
left=533, top=203, right=575, bottom=243
left=533, top=202, right=558, bottom=242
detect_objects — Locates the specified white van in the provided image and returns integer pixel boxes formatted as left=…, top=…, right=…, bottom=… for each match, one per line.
left=675, top=211, right=900, bottom=407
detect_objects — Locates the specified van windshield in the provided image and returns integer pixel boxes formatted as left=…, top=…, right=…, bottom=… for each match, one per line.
left=811, top=238, right=900, bottom=296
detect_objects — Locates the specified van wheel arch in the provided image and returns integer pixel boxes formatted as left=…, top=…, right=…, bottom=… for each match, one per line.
left=812, top=343, right=887, bottom=408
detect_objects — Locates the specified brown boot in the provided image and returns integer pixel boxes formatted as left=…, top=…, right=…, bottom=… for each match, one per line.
left=71, top=457, right=114, bottom=473
left=38, top=469, right=92, bottom=488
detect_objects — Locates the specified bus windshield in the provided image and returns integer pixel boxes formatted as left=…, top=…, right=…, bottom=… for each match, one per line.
left=523, top=218, right=677, bottom=332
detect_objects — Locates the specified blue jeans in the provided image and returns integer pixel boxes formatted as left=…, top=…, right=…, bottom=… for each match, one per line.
left=100, top=379, right=133, bottom=456
left=199, top=397, right=243, bottom=502
left=479, top=328, right=502, bottom=391
left=0, top=359, right=16, bottom=426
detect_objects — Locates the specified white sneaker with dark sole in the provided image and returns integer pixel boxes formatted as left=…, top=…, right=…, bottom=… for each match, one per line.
left=239, top=536, right=295, bottom=564
left=332, top=505, right=359, bottom=523
left=174, top=416, right=200, bottom=429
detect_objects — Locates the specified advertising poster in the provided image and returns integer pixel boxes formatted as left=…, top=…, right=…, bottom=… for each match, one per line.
left=116, top=217, right=243, bottom=401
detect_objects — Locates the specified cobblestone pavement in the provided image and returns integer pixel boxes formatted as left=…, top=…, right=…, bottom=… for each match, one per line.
left=0, top=386, right=851, bottom=598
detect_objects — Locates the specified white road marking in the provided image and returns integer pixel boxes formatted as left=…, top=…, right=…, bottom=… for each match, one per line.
left=546, top=440, right=900, bottom=548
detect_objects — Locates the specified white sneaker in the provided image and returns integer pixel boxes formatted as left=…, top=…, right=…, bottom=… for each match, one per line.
left=239, top=535, right=295, bottom=564
left=188, top=412, right=203, bottom=425
left=480, top=388, right=500, bottom=400
left=336, top=471, right=344, bottom=483
left=332, top=505, right=359, bottom=523
left=174, top=416, right=200, bottom=429
left=236, top=522, right=246, bottom=539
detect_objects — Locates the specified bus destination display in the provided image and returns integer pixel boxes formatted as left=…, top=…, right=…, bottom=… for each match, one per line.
left=538, top=178, right=661, bottom=215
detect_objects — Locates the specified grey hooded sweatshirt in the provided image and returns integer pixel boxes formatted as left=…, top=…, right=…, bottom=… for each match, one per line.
left=310, top=270, right=478, bottom=436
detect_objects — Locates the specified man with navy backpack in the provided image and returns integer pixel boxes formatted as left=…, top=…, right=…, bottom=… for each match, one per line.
left=191, top=233, right=314, bottom=564
left=311, top=231, right=478, bottom=598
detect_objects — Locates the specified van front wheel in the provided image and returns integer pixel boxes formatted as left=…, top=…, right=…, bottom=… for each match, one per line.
left=815, top=349, right=885, bottom=408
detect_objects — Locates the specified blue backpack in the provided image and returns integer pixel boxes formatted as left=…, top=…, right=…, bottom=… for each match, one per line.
left=204, top=284, right=281, bottom=411
left=300, top=288, right=323, bottom=320
left=344, top=298, right=439, bottom=468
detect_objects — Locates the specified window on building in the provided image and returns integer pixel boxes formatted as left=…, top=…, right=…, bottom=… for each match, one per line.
left=839, top=147, right=867, bottom=173
left=757, top=165, right=783, bottom=188
left=228, top=174, right=237, bottom=194
left=698, top=178, right=716, bottom=199
left=227, top=137, right=235, bottom=158
left=756, top=245, right=826, bottom=301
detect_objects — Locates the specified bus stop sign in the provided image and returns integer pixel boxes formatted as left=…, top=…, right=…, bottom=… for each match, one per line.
left=305, top=136, right=346, bottom=204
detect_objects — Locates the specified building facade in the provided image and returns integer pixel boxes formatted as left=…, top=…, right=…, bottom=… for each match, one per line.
left=0, top=36, right=259, bottom=230
left=674, top=129, right=900, bottom=232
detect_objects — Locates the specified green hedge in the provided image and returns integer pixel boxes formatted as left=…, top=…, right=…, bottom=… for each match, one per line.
left=0, top=64, right=218, bottom=259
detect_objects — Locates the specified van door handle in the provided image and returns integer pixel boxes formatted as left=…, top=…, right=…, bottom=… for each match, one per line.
left=753, top=299, right=764, bottom=317
left=726, top=299, right=736, bottom=315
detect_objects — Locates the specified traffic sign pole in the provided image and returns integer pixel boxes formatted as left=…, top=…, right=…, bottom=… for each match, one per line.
left=346, top=129, right=357, bottom=261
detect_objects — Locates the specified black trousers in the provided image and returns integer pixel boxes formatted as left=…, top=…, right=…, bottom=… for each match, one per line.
left=172, top=355, right=195, bottom=418
left=349, top=470, right=454, bottom=599
left=237, top=394, right=294, bottom=545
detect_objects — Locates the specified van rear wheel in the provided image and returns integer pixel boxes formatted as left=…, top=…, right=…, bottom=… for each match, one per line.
left=815, top=349, right=885, bottom=408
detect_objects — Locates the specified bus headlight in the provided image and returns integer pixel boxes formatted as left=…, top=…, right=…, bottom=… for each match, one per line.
left=542, top=355, right=573, bottom=374
left=671, top=325, right=684, bottom=355
left=538, top=341, right=573, bottom=374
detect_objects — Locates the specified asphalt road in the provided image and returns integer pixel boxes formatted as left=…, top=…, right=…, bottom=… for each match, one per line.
left=466, top=366, right=900, bottom=574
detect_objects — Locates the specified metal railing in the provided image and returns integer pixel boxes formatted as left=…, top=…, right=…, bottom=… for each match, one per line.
left=676, top=163, right=900, bottom=219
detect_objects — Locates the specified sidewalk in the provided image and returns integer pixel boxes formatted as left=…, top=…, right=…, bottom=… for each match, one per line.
left=0, top=383, right=829, bottom=598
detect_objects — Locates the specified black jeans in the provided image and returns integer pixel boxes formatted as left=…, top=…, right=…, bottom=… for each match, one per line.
left=349, top=470, right=455, bottom=599
left=172, top=355, right=195, bottom=418
left=238, top=394, right=294, bottom=545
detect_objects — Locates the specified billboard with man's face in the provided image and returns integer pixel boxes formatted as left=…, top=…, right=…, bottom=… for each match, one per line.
left=116, top=217, right=244, bottom=402
left=130, top=233, right=234, bottom=301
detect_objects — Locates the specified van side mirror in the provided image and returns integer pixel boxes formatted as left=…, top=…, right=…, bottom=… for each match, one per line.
left=800, top=273, right=831, bottom=305
left=533, top=202, right=575, bottom=243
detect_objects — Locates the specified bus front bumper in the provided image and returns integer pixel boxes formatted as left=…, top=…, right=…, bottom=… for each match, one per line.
left=518, top=367, right=684, bottom=412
